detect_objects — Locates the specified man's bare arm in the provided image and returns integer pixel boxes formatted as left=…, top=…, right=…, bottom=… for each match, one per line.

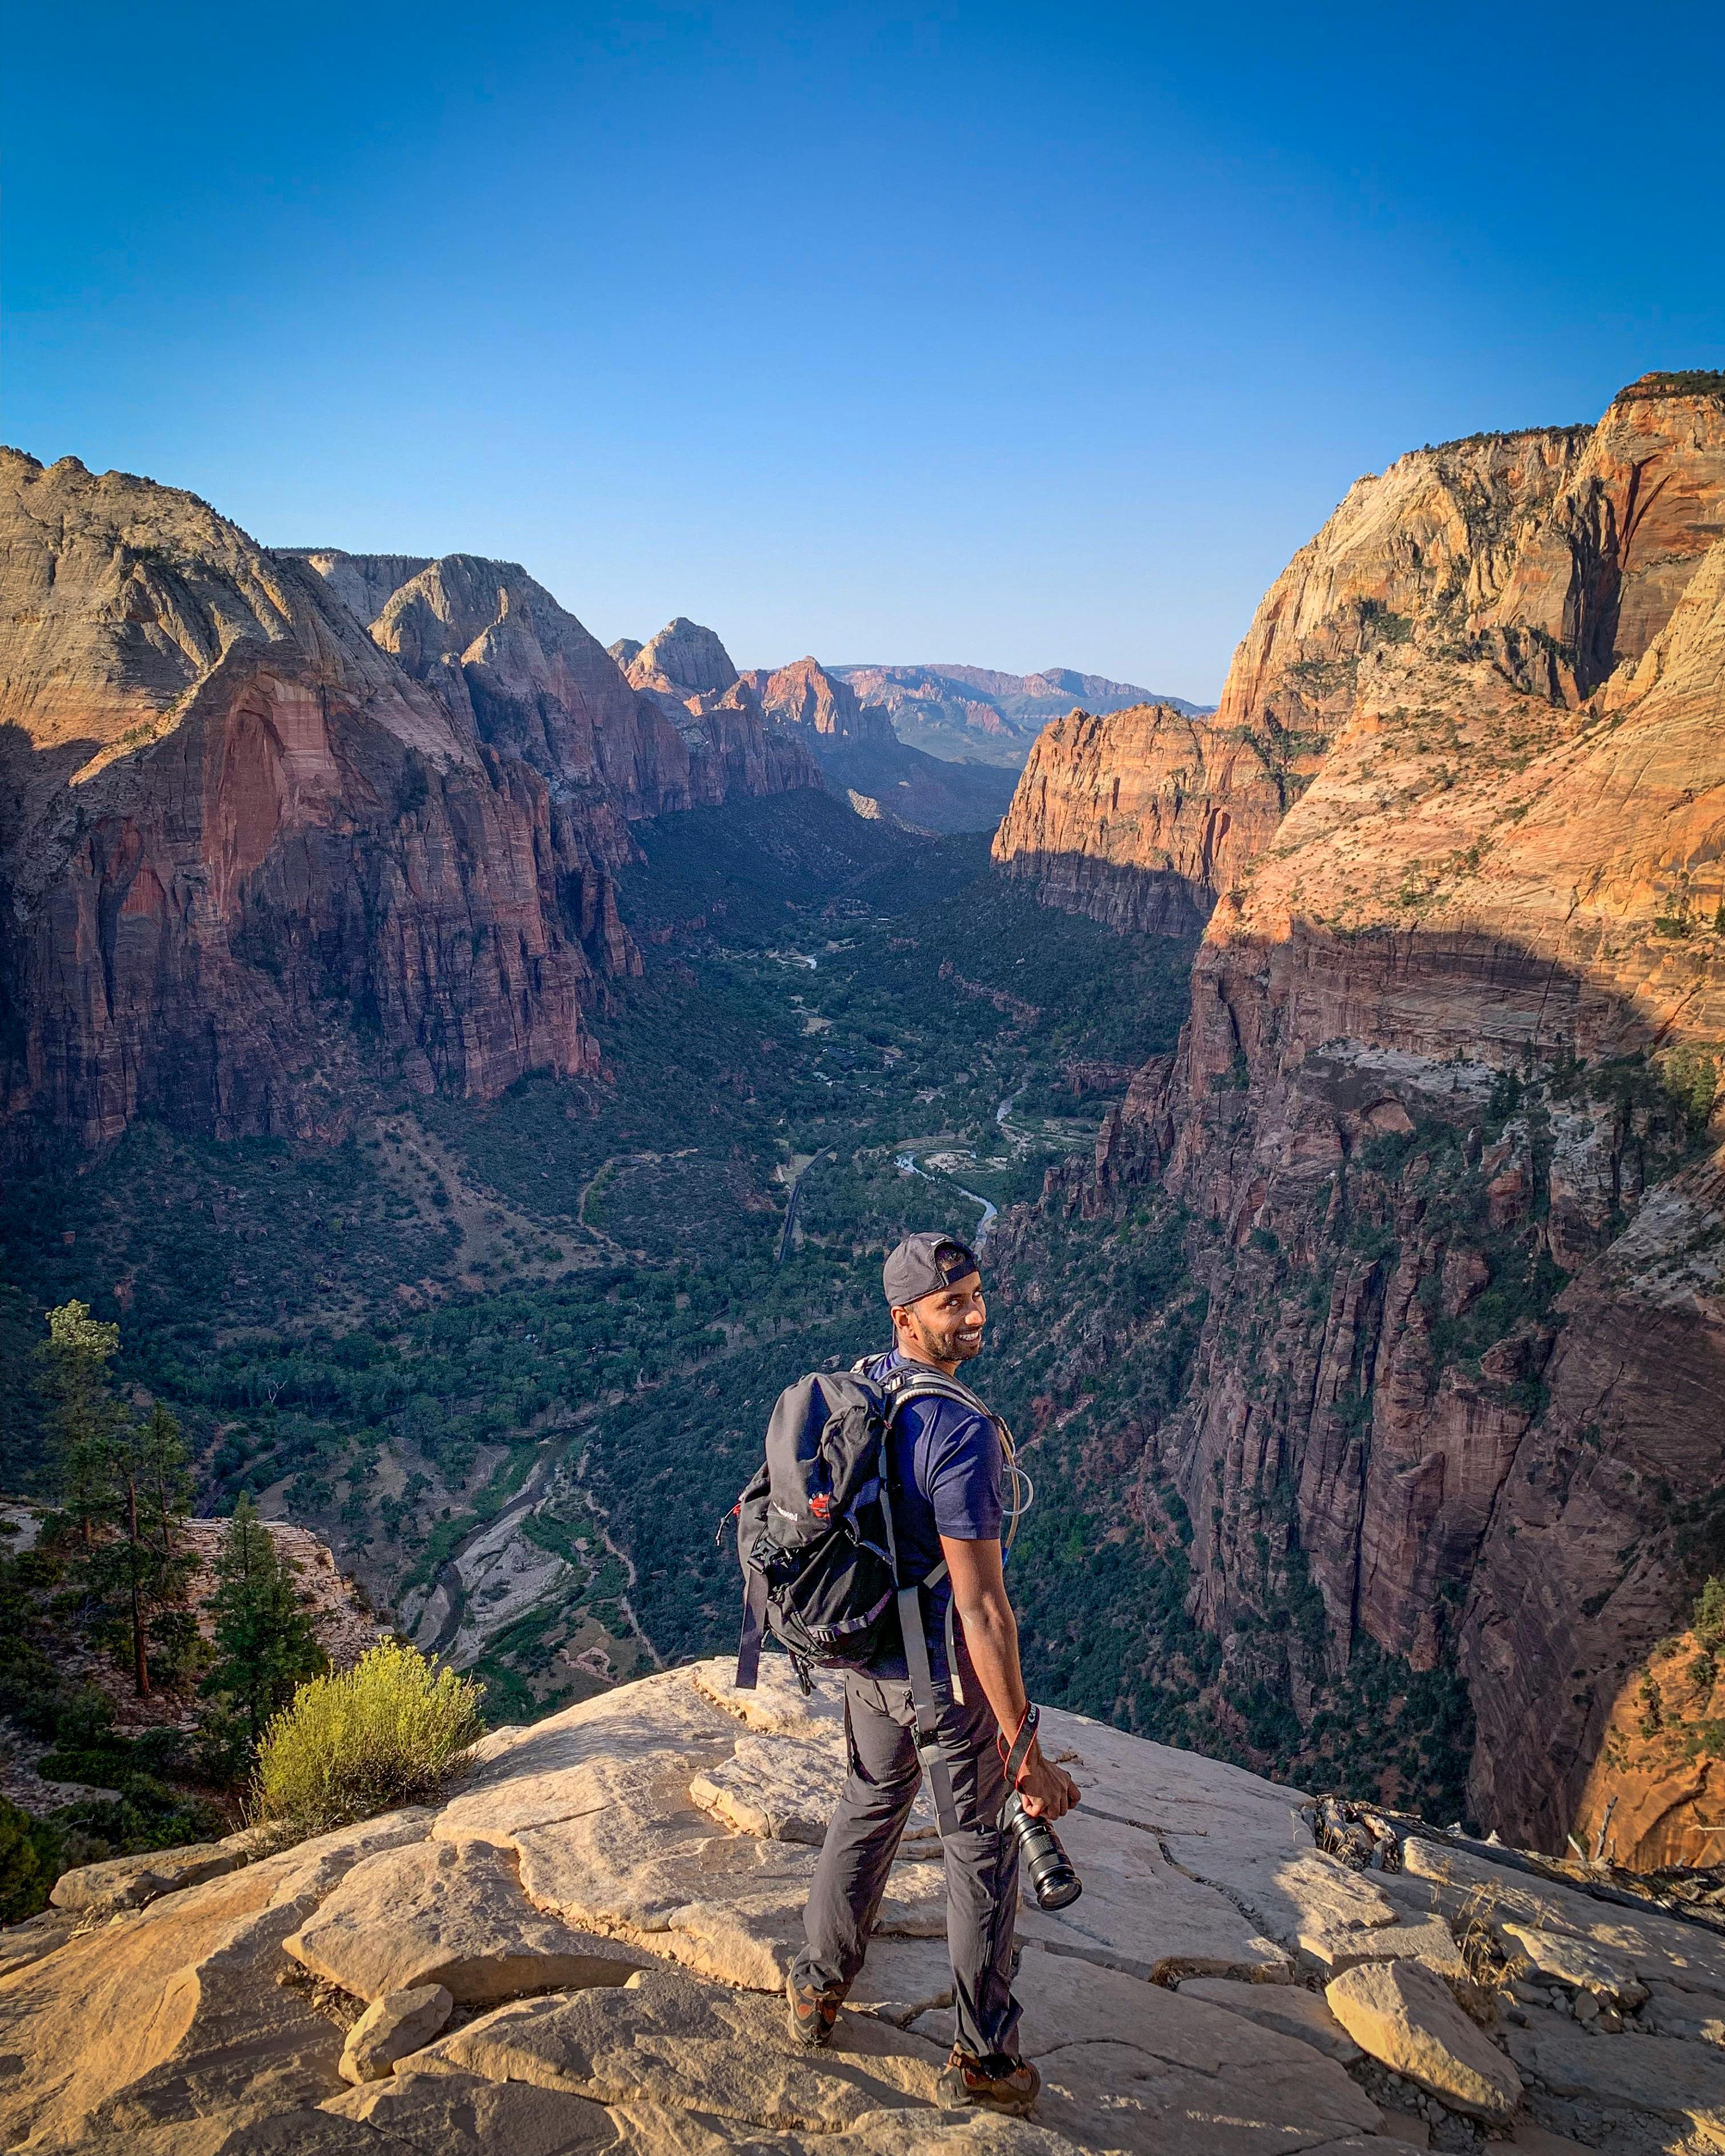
left=942, top=1534, right=1078, bottom=1820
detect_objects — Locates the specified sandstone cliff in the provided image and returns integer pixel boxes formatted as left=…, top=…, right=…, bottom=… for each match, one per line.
left=991, top=702, right=1289, bottom=934
left=1573, top=1605, right=1725, bottom=1873
left=15, top=1653, right=1722, bottom=2153
left=743, top=655, right=900, bottom=749
left=746, top=655, right=1018, bottom=833
left=995, top=376, right=1725, bottom=1855
left=0, top=461, right=818, bottom=1154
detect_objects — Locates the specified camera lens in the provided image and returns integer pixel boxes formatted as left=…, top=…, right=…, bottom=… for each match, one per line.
left=1002, top=1793, right=1082, bottom=1910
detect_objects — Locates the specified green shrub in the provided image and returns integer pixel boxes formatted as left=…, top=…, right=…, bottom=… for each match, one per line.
left=253, top=1640, right=484, bottom=1834
left=0, top=1795, right=61, bottom=1922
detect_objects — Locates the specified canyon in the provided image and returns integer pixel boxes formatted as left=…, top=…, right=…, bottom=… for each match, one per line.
left=0, top=457, right=1020, bottom=1166
left=6, top=375, right=1725, bottom=1877
left=993, top=373, right=1725, bottom=1857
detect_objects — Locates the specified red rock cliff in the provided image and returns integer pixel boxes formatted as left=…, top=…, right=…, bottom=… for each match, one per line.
left=1010, top=377, right=1725, bottom=1851
left=0, top=459, right=816, bottom=1153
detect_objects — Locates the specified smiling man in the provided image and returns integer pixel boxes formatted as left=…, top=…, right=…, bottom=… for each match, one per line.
left=786, top=1230, right=1078, bottom=2117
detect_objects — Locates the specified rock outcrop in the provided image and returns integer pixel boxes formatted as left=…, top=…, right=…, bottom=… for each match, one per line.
left=744, top=656, right=900, bottom=749
left=747, top=656, right=1019, bottom=834
left=176, top=1514, right=385, bottom=1673
left=13, top=1656, right=1725, bottom=2147
left=0, top=458, right=819, bottom=1155
left=994, top=375, right=1725, bottom=1855
left=627, top=617, right=744, bottom=705
left=1572, top=1616, right=1725, bottom=1873
left=21, top=1654, right=1722, bottom=2152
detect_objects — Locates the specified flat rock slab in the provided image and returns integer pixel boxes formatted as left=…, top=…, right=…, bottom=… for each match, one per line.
left=1500, top=1922, right=1646, bottom=2007
left=691, top=1732, right=940, bottom=1849
left=1505, top=2003, right=1725, bottom=2145
left=324, top=2066, right=622, bottom=2153
left=413, top=1965, right=944, bottom=2133
left=1304, top=1916, right=1466, bottom=1982
left=691, top=1654, right=845, bottom=1741
left=12, top=1653, right=1566, bottom=2156
left=690, top=1738, right=835, bottom=1845
left=338, top=1981, right=453, bottom=2082
left=1640, top=1977, right=1725, bottom=2042
left=1001, top=1943, right=1346, bottom=2075
left=1029, top=2034, right=1383, bottom=2154
left=0, top=1809, right=435, bottom=2152
left=844, top=1934, right=954, bottom=2025
left=1326, top=1958, right=1521, bottom=2122
left=1503, top=2125, right=1603, bottom=2155
left=450, top=1667, right=784, bottom=1829
left=495, top=1748, right=821, bottom=1989
left=910, top=1943, right=1382, bottom=2152
left=48, top=1843, right=235, bottom=1912
left=1035, top=1705, right=1314, bottom=1841
left=284, top=1836, right=648, bottom=2003
left=1034, top=1713, right=1400, bottom=1980
left=1195, top=1847, right=1400, bottom=1969
left=689, top=1659, right=941, bottom=1848
left=1179, top=1977, right=1363, bottom=2062
left=0, top=1911, right=74, bottom=1980
left=1017, top=1809, right=1290, bottom=1983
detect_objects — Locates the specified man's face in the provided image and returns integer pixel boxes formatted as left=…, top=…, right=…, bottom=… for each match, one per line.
left=894, top=1271, right=986, bottom=1365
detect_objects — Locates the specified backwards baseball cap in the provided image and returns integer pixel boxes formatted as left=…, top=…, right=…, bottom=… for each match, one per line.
left=882, top=1231, right=982, bottom=1308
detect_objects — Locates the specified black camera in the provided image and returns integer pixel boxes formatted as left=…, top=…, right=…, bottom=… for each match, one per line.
left=1002, top=1790, right=1082, bottom=1909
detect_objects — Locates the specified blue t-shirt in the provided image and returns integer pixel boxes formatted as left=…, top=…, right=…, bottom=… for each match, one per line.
left=868, top=1347, right=1004, bottom=1685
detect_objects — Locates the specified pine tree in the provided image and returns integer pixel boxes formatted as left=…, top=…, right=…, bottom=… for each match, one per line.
left=139, top=1402, right=193, bottom=1559
left=83, top=1403, right=198, bottom=1697
left=35, top=1300, right=124, bottom=1549
left=38, top=1308, right=197, bottom=1697
left=203, top=1497, right=327, bottom=1760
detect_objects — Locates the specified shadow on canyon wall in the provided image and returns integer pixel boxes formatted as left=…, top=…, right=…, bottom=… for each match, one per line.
left=1030, top=876, right=1724, bottom=1854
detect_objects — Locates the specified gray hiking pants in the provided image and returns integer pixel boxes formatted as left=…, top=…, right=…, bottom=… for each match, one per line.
left=793, top=1670, right=1020, bottom=2058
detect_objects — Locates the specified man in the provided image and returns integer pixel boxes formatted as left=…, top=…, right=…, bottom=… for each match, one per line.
left=786, top=1230, right=1079, bottom=2117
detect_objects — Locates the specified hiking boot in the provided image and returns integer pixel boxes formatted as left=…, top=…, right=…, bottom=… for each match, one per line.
left=785, top=1967, right=844, bottom=2048
left=936, top=2046, right=1041, bottom=2116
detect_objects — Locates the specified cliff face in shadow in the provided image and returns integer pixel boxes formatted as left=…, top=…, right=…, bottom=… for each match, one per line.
left=0, top=461, right=817, bottom=1154
left=992, top=703, right=1290, bottom=933
left=991, top=377, right=1725, bottom=1851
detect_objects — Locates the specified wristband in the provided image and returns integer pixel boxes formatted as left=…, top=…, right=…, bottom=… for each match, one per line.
left=998, top=1702, right=1040, bottom=1789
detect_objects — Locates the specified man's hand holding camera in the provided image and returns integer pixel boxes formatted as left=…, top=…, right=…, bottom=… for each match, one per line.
left=1015, top=1740, right=1079, bottom=1820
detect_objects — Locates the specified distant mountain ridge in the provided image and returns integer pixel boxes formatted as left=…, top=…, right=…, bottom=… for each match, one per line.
left=835, top=661, right=1208, bottom=769
left=605, top=622, right=1017, bottom=833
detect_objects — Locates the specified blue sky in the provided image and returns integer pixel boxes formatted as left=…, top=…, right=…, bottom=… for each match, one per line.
left=7, top=3, right=1722, bottom=700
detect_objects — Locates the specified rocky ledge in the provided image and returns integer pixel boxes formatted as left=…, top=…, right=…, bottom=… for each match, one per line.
left=4, top=1662, right=1724, bottom=2154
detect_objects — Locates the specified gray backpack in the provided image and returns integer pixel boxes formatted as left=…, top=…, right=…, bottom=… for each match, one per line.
left=731, top=1353, right=998, bottom=1836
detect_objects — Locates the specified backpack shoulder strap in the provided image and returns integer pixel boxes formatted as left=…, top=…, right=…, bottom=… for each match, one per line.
left=888, top=1369, right=990, bottom=1415
left=876, top=1472, right=960, bottom=1841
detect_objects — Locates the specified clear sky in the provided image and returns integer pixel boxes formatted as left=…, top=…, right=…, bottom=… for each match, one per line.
left=7, top=2, right=1722, bottom=702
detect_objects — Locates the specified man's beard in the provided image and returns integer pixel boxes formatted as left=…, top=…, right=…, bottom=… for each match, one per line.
left=929, top=1322, right=983, bottom=1363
